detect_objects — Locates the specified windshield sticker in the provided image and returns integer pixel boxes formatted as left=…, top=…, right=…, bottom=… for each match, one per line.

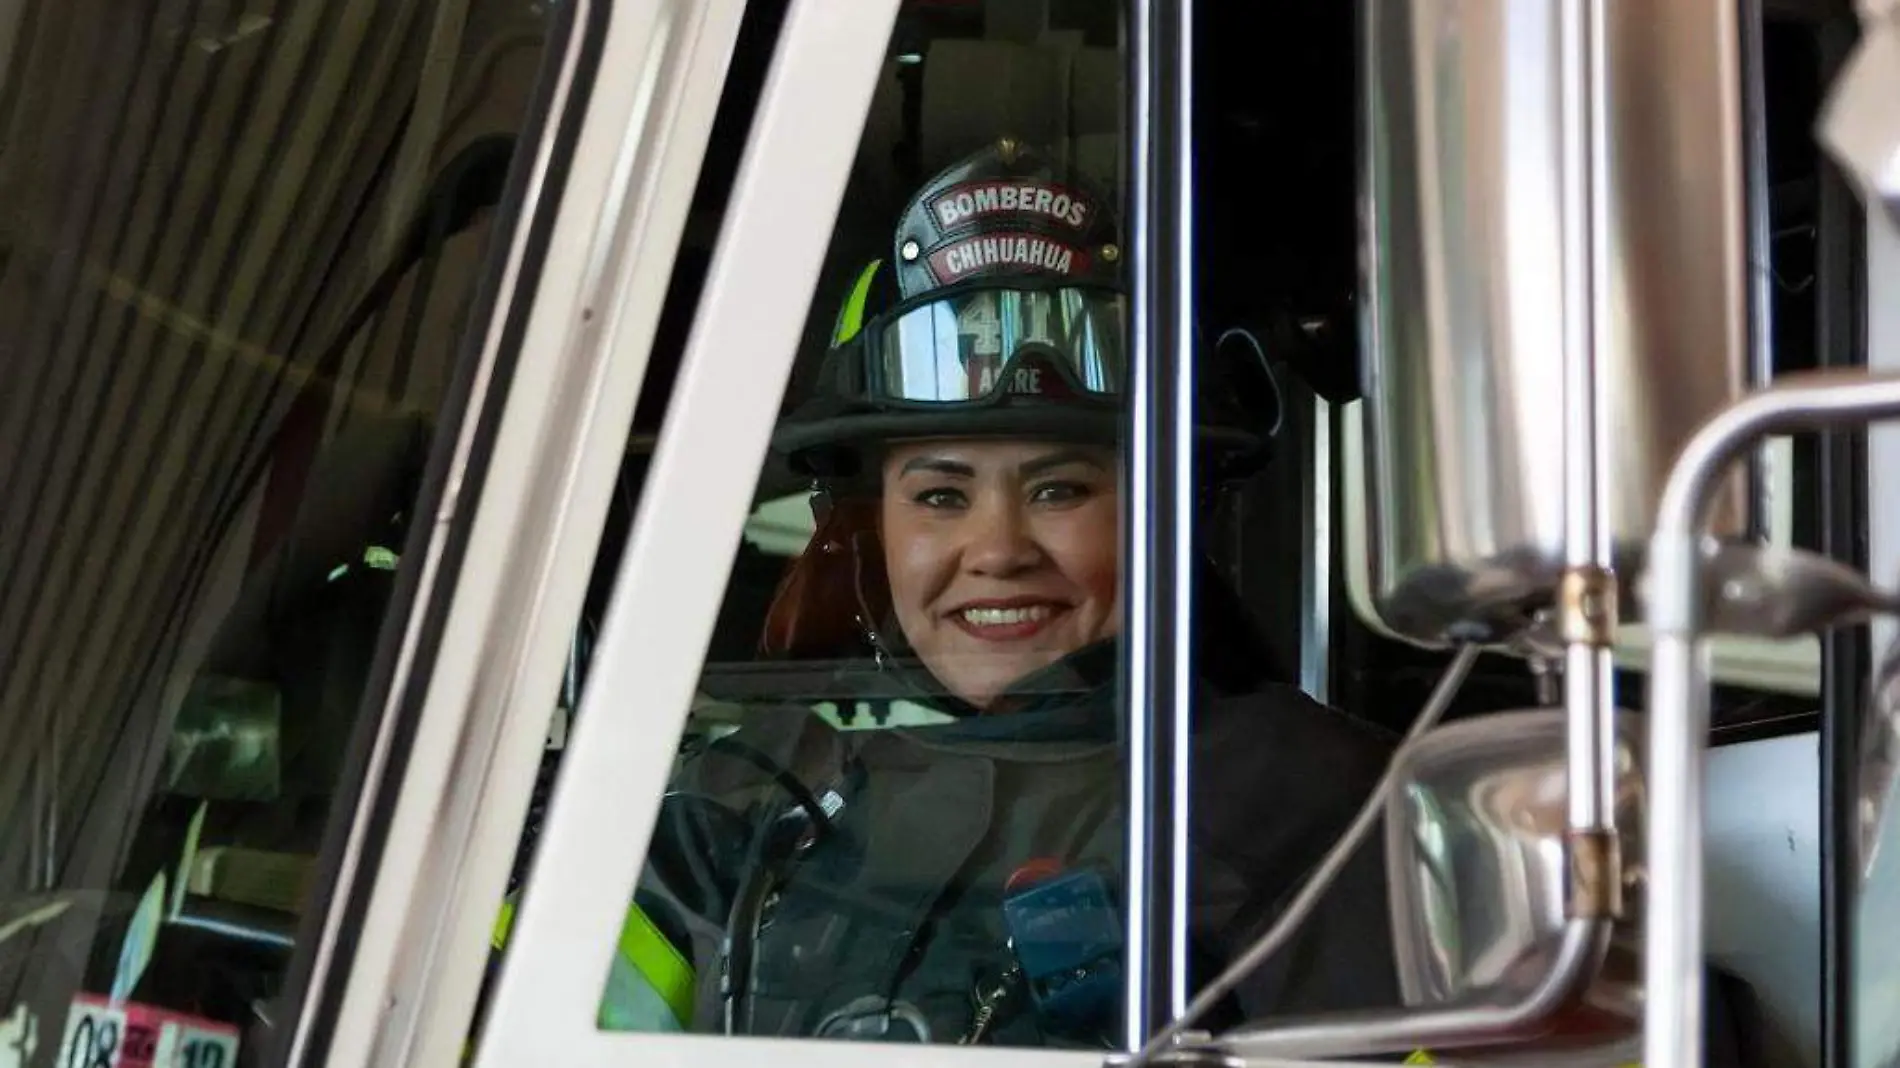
left=929, top=180, right=1092, bottom=231
left=60, top=994, right=239, bottom=1068
left=0, top=900, right=73, bottom=949
left=1, top=1004, right=38, bottom=1068
left=110, top=872, right=166, bottom=1006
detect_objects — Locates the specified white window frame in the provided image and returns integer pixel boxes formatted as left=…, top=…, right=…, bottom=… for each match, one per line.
left=296, top=0, right=758, bottom=1065
left=460, top=4, right=1366, bottom=1066
left=458, top=3, right=1115, bottom=1067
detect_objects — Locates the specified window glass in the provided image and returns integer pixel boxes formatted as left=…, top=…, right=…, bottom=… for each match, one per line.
left=0, top=0, right=570, bottom=1061
left=485, top=0, right=1404, bottom=1051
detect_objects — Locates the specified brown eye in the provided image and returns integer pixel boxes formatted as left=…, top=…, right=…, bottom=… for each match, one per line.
left=1030, top=481, right=1089, bottom=505
left=914, top=486, right=967, bottom=509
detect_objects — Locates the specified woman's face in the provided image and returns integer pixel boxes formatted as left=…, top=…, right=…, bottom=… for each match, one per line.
left=879, top=438, right=1121, bottom=709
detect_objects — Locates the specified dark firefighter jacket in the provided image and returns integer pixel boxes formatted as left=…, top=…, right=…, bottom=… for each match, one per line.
left=633, top=639, right=1402, bottom=1047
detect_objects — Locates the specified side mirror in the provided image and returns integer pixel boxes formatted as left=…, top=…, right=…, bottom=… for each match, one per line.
left=1386, top=708, right=1645, bottom=1060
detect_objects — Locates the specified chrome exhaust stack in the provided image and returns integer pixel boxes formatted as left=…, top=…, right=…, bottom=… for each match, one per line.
left=1123, top=0, right=1900, bottom=1065
left=1354, top=0, right=1750, bottom=649
left=1129, top=0, right=1755, bottom=1062
left=1209, top=0, right=1749, bottom=1059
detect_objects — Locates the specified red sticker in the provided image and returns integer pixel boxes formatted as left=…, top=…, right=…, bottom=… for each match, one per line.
left=1006, top=857, right=1066, bottom=893
left=60, top=994, right=240, bottom=1068
left=927, top=231, right=1092, bottom=285
left=929, top=180, right=1092, bottom=231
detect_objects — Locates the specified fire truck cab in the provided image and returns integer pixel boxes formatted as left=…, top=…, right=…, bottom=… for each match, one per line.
left=2, top=0, right=1899, bottom=1066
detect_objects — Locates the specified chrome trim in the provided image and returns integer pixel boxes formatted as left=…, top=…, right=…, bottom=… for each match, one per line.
left=1123, top=0, right=1196, bottom=1041
left=1741, top=0, right=1777, bottom=543
left=1571, top=0, right=1615, bottom=835
left=1299, top=397, right=1333, bottom=703
left=1221, top=922, right=1606, bottom=1060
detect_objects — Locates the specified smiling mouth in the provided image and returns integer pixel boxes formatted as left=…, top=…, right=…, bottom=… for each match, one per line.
left=949, top=601, right=1068, bottom=641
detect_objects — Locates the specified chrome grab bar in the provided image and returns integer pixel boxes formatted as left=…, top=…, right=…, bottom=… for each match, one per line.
left=1644, top=369, right=1900, bottom=1068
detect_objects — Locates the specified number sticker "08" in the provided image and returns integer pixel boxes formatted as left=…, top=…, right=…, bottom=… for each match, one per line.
left=59, top=996, right=239, bottom=1068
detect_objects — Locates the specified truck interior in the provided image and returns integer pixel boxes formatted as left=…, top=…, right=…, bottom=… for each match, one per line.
left=503, top=0, right=1854, bottom=1059
left=0, top=0, right=1870, bottom=1065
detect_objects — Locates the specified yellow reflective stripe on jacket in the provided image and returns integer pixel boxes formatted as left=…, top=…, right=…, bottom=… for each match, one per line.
left=614, top=899, right=696, bottom=1028
left=490, top=892, right=696, bottom=1028
left=1408, top=1053, right=1640, bottom=1066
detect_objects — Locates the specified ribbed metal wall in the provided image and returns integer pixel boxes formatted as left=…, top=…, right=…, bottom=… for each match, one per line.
left=0, top=0, right=548, bottom=906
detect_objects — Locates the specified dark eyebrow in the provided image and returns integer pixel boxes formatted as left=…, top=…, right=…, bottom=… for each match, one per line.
left=897, top=456, right=975, bottom=478
left=1018, top=448, right=1110, bottom=478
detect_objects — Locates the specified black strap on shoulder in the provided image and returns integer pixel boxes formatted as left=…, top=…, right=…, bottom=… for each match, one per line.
left=703, top=733, right=841, bottom=838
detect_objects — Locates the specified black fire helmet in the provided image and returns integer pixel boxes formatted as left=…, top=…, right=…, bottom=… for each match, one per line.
left=771, top=139, right=1278, bottom=482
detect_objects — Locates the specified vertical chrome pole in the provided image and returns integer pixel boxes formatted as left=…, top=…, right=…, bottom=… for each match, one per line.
left=1300, top=396, right=1334, bottom=704
left=1123, top=0, right=1195, bottom=1044
left=1739, top=0, right=1775, bottom=545
left=1642, top=525, right=1708, bottom=1068
left=1567, top=0, right=1617, bottom=841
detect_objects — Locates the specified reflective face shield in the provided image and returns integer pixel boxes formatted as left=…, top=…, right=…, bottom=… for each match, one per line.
left=856, top=285, right=1127, bottom=407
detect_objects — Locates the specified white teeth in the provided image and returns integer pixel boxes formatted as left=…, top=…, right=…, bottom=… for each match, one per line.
left=960, top=605, right=1053, bottom=626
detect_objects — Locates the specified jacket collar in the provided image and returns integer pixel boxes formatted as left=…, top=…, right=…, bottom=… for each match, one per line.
left=890, top=639, right=1120, bottom=744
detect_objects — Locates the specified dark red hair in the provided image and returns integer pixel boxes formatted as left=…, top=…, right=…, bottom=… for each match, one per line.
left=759, top=493, right=894, bottom=660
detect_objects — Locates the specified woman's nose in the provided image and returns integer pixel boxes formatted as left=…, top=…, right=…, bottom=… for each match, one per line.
left=962, top=499, right=1042, bottom=576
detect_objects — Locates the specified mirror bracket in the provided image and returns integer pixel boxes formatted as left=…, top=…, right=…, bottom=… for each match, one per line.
left=1565, top=828, right=1625, bottom=920
left=1565, top=824, right=1626, bottom=915
left=1558, top=567, right=1619, bottom=649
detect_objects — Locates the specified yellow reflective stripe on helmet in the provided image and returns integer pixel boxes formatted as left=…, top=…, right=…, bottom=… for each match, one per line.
left=491, top=894, right=517, bottom=950
left=615, top=901, right=696, bottom=1028
left=831, top=259, right=884, bottom=346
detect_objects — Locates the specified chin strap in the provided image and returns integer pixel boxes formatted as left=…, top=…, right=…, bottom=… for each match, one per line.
left=847, top=529, right=892, bottom=668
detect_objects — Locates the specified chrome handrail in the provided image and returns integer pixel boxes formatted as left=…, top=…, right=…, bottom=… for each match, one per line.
left=1644, top=370, right=1900, bottom=1068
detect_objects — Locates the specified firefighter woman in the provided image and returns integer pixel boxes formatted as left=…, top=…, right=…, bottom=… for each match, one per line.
left=610, top=140, right=1401, bottom=1048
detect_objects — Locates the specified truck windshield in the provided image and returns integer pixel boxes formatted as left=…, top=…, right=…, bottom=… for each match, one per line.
left=0, top=1, right=571, bottom=1061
